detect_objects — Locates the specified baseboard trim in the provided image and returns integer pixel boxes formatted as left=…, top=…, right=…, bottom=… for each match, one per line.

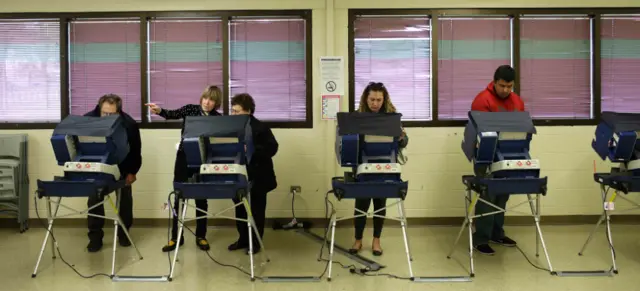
left=2, top=215, right=639, bottom=229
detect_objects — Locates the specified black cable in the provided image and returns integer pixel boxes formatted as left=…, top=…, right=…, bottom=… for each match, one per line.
left=291, top=190, right=296, bottom=219
left=515, top=245, right=551, bottom=272
left=33, top=192, right=111, bottom=279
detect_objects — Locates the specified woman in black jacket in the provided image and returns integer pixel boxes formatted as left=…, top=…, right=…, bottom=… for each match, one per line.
left=349, top=82, right=408, bottom=256
left=146, top=85, right=222, bottom=252
left=226, top=93, right=278, bottom=254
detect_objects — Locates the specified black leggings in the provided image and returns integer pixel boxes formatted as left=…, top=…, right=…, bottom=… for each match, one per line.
left=354, top=198, right=387, bottom=240
left=170, top=150, right=208, bottom=240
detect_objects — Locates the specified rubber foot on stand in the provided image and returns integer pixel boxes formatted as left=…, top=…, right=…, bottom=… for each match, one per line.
left=327, top=278, right=332, bottom=282
left=578, top=253, right=583, bottom=256
left=551, top=271, right=557, bottom=276
left=613, top=270, right=619, bottom=274
left=168, top=278, right=173, bottom=282
left=31, top=274, right=36, bottom=278
left=470, top=273, right=475, bottom=278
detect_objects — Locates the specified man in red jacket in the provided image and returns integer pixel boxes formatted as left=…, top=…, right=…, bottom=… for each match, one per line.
left=471, top=65, right=524, bottom=255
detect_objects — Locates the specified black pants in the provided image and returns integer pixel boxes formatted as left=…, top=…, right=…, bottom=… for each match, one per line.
left=233, top=189, right=267, bottom=246
left=87, top=185, right=133, bottom=242
left=170, top=150, right=208, bottom=240
left=354, top=198, right=386, bottom=240
left=473, top=194, right=510, bottom=245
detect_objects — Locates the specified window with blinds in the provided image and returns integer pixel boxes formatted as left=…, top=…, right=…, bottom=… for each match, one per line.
left=353, top=16, right=431, bottom=120
left=148, top=18, right=223, bottom=121
left=601, top=15, right=640, bottom=113
left=69, top=18, right=141, bottom=120
left=438, top=17, right=512, bottom=120
left=229, top=17, right=307, bottom=121
left=0, top=19, right=60, bottom=122
left=519, top=15, right=592, bottom=119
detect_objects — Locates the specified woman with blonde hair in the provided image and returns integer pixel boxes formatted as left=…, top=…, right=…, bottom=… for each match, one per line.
left=146, top=85, right=223, bottom=252
left=349, top=82, right=408, bottom=256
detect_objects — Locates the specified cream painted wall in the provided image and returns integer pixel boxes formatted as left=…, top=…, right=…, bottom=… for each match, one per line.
left=1, top=0, right=639, bottom=220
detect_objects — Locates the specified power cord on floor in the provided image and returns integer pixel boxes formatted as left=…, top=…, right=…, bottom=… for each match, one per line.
left=315, top=190, right=413, bottom=281
left=515, top=245, right=551, bottom=272
left=33, top=192, right=111, bottom=279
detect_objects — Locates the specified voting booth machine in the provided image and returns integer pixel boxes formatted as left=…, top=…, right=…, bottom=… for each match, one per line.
left=328, top=112, right=413, bottom=280
left=32, top=115, right=143, bottom=278
left=575, top=111, right=640, bottom=275
left=448, top=111, right=555, bottom=277
left=169, top=115, right=269, bottom=281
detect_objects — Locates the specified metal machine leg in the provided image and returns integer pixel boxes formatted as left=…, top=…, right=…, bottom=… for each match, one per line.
left=32, top=197, right=55, bottom=278
left=47, top=198, right=57, bottom=259
left=169, top=199, right=188, bottom=281
left=527, top=194, right=554, bottom=274
left=397, top=201, right=414, bottom=279
left=579, top=214, right=605, bottom=255
left=399, top=201, right=413, bottom=261
left=536, top=194, right=540, bottom=257
left=108, top=194, right=143, bottom=259
left=327, top=214, right=337, bottom=281
left=448, top=189, right=476, bottom=277
left=605, top=209, right=618, bottom=273
left=111, top=192, right=121, bottom=277
left=579, top=184, right=616, bottom=272
left=467, top=192, right=475, bottom=277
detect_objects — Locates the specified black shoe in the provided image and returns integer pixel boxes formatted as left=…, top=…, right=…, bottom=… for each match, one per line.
left=118, top=235, right=131, bottom=247
left=228, top=241, right=248, bottom=251
left=348, top=241, right=362, bottom=254
left=162, top=239, right=184, bottom=252
left=474, top=244, right=495, bottom=255
left=87, top=240, right=103, bottom=253
left=372, top=249, right=383, bottom=256
left=490, top=236, right=517, bottom=247
left=196, top=237, right=210, bottom=251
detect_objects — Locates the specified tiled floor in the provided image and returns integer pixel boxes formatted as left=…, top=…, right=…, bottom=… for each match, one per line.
left=2, top=223, right=639, bottom=291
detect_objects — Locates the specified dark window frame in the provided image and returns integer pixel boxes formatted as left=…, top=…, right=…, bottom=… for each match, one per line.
left=0, top=10, right=313, bottom=130
left=349, top=8, right=640, bottom=127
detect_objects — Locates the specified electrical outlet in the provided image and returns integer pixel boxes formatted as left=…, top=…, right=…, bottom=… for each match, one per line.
left=290, top=185, right=302, bottom=194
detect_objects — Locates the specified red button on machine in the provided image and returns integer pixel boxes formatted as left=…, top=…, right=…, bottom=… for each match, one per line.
left=526, top=161, right=531, bottom=166
left=85, top=163, right=91, bottom=168
left=214, top=166, right=219, bottom=171
left=223, top=165, right=229, bottom=170
left=385, top=164, right=391, bottom=169
left=76, top=164, right=82, bottom=169
left=376, top=165, right=382, bottom=170
left=517, top=161, right=523, bottom=166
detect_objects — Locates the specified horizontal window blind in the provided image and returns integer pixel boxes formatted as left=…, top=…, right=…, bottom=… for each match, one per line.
left=354, top=16, right=432, bottom=120
left=601, top=15, right=640, bottom=113
left=148, top=18, right=223, bottom=120
left=0, top=19, right=60, bottom=122
left=438, top=17, right=512, bottom=120
left=229, top=17, right=307, bottom=121
left=69, top=18, right=141, bottom=120
left=519, top=15, right=592, bottom=119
